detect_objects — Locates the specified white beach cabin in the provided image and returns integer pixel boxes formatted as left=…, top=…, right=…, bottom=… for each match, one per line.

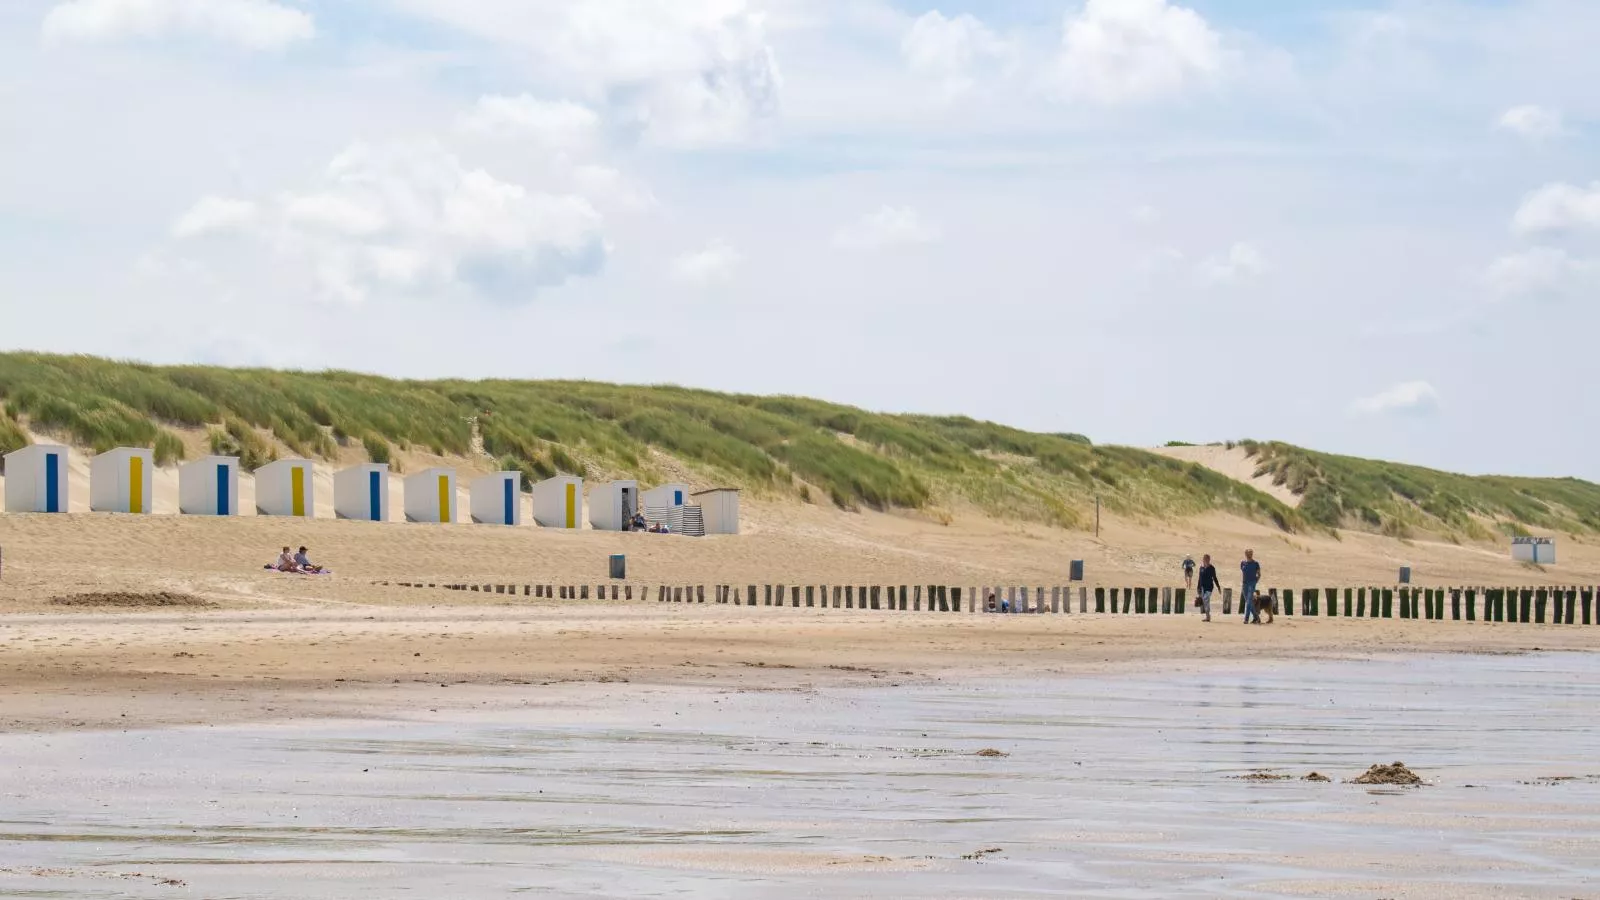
left=254, top=459, right=315, bottom=517
left=470, top=472, right=521, bottom=526
left=179, top=456, right=240, bottom=516
left=693, top=488, right=741, bottom=535
left=588, top=480, right=639, bottom=531
left=333, top=464, right=389, bottom=522
left=642, top=482, right=691, bottom=510
left=90, top=447, right=154, bottom=514
left=531, top=475, right=583, bottom=529
left=3, top=444, right=70, bottom=514
left=404, top=468, right=456, bottom=524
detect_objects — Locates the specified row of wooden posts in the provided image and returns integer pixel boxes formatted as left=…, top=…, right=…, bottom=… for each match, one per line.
left=379, top=580, right=1600, bottom=624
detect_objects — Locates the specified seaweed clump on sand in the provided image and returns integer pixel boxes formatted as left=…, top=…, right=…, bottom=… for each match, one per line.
left=1233, top=771, right=1292, bottom=782
left=50, top=591, right=214, bottom=609
left=1302, top=772, right=1332, bottom=782
left=974, top=749, right=1009, bottom=758
left=1352, top=761, right=1423, bottom=786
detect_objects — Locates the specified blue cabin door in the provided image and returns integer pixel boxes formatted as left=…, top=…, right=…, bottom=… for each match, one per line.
left=44, top=453, right=60, bottom=513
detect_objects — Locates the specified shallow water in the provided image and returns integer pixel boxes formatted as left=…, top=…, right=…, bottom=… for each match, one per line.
left=2, top=653, right=1598, bottom=898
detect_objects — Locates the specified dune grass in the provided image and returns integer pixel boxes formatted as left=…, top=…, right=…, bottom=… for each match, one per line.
left=1240, top=440, right=1600, bottom=537
left=0, top=352, right=1592, bottom=536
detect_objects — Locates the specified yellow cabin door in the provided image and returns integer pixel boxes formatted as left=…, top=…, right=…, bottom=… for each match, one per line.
left=565, top=482, right=576, bottom=529
left=129, top=455, right=145, bottom=514
left=438, top=475, right=451, bottom=523
left=291, top=467, right=306, bottom=517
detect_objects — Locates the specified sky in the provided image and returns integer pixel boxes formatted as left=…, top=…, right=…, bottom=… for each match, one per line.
left=2, top=0, right=1598, bottom=479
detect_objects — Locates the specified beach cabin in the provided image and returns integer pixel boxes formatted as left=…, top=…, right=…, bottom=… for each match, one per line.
left=469, top=472, right=521, bottom=526
left=588, top=480, right=639, bottom=531
left=90, top=447, right=153, bottom=514
left=254, top=459, right=315, bottom=518
left=333, top=464, right=388, bottom=522
left=531, top=475, right=583, bottom=529
left=1512, top=536, right=1556, bottom=565
left=404, top=468, right=456, bottom=524
left=179, top=456, right=240, bottom=516
left=3, top=444, right=70, bottom=514
left=693, top=488, right=740, bottom=535
left=642, top=482, right=690, bottom=510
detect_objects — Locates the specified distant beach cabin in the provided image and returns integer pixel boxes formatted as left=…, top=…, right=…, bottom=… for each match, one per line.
left=470, top=472, right=521, bottom=526
left=254, top=459, right=315, bottom=517
left=1511, top=537, right=1556, bottom=565
left=589, top=480, right=639, bottom=531
left=694, top=488, right=740, bottom=535
left=3, top=444, right=70, bottom=514
left=179, top=456, right=240, bottom=516
left=404, top=468, right=456, bottom=524
left=333, top=464, right=388, bottom=522
left=90, top=447, right=153, bottom=514
left=531, top=475, right=583, bottom=529
left=642, top=483, right=690, bottom=510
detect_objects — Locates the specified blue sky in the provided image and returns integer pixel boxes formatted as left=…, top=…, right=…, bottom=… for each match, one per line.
left=2, top=0, right=1598, bottom=480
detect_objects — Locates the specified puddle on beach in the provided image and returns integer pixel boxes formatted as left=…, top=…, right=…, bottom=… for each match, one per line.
left=1, top=653, right=1598, bottom=898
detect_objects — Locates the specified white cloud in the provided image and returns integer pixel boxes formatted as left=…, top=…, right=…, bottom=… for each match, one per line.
left=1197, top=241, right=1266, bottom=284
left=1512, top=181, right=1600, bottom=234
left=670, top=239, right=741, bottom=286
left=1496, top=105, right=1565, bottom=141
left=388, top=0, right=781, bottom=147
left=42, top=0, right=314, bottom=50
left=457, top=95, right=601, bottom=151
left=901, top=11, right=1011, bottom=99
left=1484, top=246, right=1600, bottom=299
left=282, top=193, right=389, bottom=237
left=1351, top=381, right=1441, bottom=417
left=832, top=206, right=941, bottom=251
left=571, top=164, right=656, bottom=212
left=175, top=141, right=608, bottom=305
left=1053, top=0, right=1223, bottom=104
left=171, top=195, right=258, bottom=238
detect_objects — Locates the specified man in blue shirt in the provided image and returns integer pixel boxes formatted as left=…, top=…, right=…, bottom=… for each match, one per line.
left=1240, top=549, right=1261, bottom=624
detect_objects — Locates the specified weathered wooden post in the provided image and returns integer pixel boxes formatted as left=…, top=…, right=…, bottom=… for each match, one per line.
left=1519, top=589, right=1533, bottom=623
left=1052, top=586, right=1061, bottom=614
left=1175, top=587, right=1187, bottom=614
left=1564, top=588, right=1576, bottom=625
left=1079, top=587, right=1088, bottom=613
left=1534, top=588, right=1548, bottom=624
left=1584, top=587, right=1595, bottom=626
left=1281, top=588, right=1294, bottom=617
left=1095, top=587, right=1106, bottom=613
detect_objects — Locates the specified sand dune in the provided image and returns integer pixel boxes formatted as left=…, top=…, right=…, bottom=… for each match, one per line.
left=1152, top=444, right=1301, bottom=507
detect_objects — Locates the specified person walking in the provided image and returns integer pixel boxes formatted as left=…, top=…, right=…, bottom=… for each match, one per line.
left=1240, top=549, right=1262, bottom=624
left=1196, top=554, right=1220, bottom=622
left=1182, top=556, right=1196, bottom=588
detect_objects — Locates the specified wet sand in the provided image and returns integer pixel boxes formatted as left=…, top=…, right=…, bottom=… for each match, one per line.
left=1, top=653, right=1597, bottom=897
left=1, top=604, right=1596, bottom=733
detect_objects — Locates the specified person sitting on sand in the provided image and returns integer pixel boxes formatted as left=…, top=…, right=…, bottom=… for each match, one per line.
left=294, top=546, right=324, bottom=574
left=985, top=591, right=998, bottom=613
left=630, top=511, right=647, bottom=531
left=274, top=546, right=300, bottom=573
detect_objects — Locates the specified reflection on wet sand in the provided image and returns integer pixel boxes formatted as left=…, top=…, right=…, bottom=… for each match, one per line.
left=1, top=652, right=1597, bottom=898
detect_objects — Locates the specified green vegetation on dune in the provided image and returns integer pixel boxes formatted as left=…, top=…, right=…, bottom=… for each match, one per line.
left=0, top=352, right=1592, bottom=538
left=1241, top=440, right=1600, bottom=537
